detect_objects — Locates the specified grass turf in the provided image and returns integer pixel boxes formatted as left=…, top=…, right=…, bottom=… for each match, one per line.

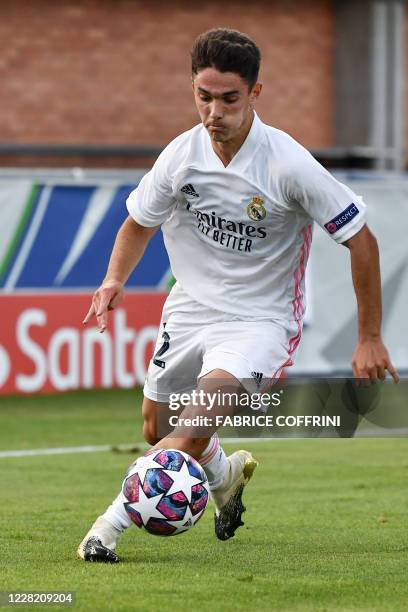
left=0, top=389, right=407, bottom=611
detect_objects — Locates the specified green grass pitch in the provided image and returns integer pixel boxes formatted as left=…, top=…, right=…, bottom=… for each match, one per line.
left=1, top=389, right=408, bottom=611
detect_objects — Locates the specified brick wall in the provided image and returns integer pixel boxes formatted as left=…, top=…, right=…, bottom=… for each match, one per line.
left=0, top=0, right=334, bottom=165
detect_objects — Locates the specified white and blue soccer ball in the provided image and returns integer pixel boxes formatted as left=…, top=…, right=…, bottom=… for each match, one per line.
left=122, top=448, right=209, bottom=536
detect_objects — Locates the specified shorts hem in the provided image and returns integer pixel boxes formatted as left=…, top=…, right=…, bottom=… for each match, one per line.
left=143, top=383, right=197, bottom=403
left=199, top=351, right=258, bottom=394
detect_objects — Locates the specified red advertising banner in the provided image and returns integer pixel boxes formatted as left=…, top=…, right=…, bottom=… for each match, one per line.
left=0, top=293, right=167, bottom=395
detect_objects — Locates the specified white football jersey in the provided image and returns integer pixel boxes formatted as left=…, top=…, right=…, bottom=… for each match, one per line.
left=127, top=113, right=366, bottom=322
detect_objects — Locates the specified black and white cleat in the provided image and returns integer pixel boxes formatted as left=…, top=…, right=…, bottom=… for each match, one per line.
left=212, top=451, right=258, bottom=541
left=83, top=537, right=120, bottom=563
left=214, top=483, right=246, bottom=541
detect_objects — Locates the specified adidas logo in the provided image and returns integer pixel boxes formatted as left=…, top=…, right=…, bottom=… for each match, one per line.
left=251, top=371, right=263, bottom=387
left=181, top=183, right=199, bottom=198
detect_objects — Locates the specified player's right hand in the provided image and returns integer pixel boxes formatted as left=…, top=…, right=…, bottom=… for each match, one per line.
left=83, top=280, right=124, bottom=332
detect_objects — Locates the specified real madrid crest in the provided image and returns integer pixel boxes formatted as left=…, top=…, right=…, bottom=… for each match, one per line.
left=247, top=196, right=266, bottom=221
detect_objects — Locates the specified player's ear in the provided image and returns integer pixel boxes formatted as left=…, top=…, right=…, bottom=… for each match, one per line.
left=250, top=82, right=262, bottom=103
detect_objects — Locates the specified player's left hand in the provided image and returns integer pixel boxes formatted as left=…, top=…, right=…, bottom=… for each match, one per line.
left=352, top=337, right=399, bottom=383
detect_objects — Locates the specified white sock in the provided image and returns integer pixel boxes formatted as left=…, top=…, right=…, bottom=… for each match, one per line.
left=103, top=491, right=133, bottom=532
left=200, top=434, right=228, bottom=490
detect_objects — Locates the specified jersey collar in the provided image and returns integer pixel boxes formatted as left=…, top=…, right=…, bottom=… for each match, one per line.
left=203, top=112, right=264, bottom=172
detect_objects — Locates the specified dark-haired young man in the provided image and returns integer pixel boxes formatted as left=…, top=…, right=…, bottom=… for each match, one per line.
left=78, top=28, right=398, bottom=562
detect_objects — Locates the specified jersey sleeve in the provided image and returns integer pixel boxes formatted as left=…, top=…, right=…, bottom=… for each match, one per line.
left=126, top=146, right=176, bottom=227
left=285, top=147, right=366, bottom=243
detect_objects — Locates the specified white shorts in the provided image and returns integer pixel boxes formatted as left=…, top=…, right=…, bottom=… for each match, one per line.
left=144, top=288, right=302, bottom=403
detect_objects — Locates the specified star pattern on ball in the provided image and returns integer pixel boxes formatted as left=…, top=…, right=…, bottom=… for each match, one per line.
left=167, top=505, right=194, bottom=534
left=126, top=456, right=152, bottom=486
left=127, top=484, right=166, bottom=526
left=164, top=461, right=203, bottom=503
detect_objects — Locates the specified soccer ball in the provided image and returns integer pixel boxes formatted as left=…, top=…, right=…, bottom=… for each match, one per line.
left=122, top=448, right=209, bottom=536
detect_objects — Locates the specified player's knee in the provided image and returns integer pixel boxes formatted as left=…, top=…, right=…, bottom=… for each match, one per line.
left=183, top=437, right=209, bottom=460
left=143, top=420, right=159, bottom=446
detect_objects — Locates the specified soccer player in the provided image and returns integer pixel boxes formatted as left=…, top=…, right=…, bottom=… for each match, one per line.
left=77, top=28, right=399, bottom=562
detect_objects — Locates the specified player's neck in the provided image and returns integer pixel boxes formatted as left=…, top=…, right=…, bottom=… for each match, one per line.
left=212, top=111, right=254, bottom=167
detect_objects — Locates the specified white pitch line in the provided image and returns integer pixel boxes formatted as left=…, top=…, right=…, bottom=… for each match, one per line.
left=0, top=439, right=276, bottom=459
left=0, top=444, right=113, bottom=458
left=0, top=440, right=241, bottom=459
left=0, top=430, right=407, bottom=459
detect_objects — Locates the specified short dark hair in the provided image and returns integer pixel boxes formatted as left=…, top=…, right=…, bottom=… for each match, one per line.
left=191, top=28, right=261, bottom=89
